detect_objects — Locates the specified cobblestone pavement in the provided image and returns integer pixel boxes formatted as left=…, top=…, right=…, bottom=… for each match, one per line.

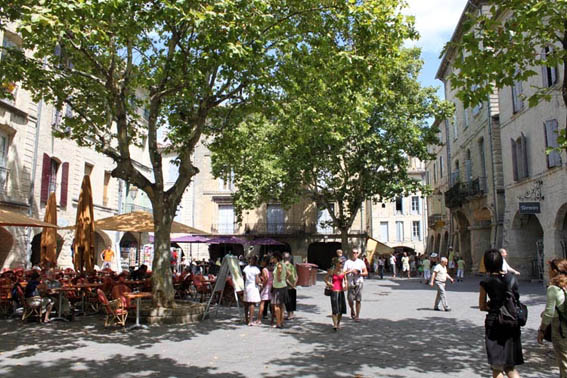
left=0, top=274, right=557, bottom=378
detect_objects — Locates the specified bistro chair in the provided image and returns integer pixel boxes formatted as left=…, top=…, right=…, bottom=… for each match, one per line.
left=111, top=283, right=135, bottom=311
left=17, top=285, right=42, bottom=322
left=0, top=278, right=12, bottom=315
left=192, top=274, right=212, bottom=303
left=97, top=289, right=127, bottom=327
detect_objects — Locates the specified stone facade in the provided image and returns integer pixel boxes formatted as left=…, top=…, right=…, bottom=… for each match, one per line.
left=367, top=158, right=428, bottom=255
left=428, top=2, right=567, bottom=279
left=0, top=25, right=153, bottom=271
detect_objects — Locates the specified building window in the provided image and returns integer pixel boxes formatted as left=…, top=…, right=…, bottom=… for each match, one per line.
left=463, top=105, right=470, bottom=127
left=395, top=197, right=403, bottom=215
left=219, top=170, right=234, bottom=191
left=84, top=162, right=94, bottom=177
left=411, top=196, right=420, bottom=214
left=544, top=119, right=562, bottom=168
left=1, top=33, right=21, bottom=105
left=542, top=46, right=558, bottom=88
left=412, top=221, right=421, bottom=241
left=267, top=204, right=285, bottom=234
left=511, top=133, right=529, bottom=181
left=317, top=204, right=334, bottom=234
left=396, top=221, right=404, bottom=242
left=452, top=114, right=458, bottom=140
left=511, top=73, right=524, bottom=114
left=41, top=153, right=67, bottom=204
left=218, top=205, right=234, bottom=234
left=439, top=156, right=444, bottom=178
left=433, top=162, right=437, bottom=184
left=379, top=221, right=389, bottom=242
left=103, top=171, right=111, bottom=207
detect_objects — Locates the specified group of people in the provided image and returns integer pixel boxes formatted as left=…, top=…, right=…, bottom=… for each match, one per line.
left=377, top=250, right=466, bottom=282
left=242, top=251, right=298, bottom=328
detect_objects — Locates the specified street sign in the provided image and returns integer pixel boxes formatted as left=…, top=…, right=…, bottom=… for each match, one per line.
left=519, top=202, right=540, bottom=214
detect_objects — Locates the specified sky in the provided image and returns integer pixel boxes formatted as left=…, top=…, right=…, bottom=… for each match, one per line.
left=404, top=0, right=469, bottom=99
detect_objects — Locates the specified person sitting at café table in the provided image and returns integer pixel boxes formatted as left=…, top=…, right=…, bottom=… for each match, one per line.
left=25, top=271, right=53, bottom=323
left=44, top=270, right=73, bottom=320
left=131, top=264, right=148, bottom=281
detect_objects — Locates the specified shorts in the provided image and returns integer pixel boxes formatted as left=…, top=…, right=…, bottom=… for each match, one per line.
left=347, top=282, right=363, bottom=302
left=402, top=264, right=410, bottom=272
left=271, top=287, right=289, bottom=305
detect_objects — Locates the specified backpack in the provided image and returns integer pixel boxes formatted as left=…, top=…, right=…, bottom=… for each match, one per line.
left=497, top=275, right=528, bottom=328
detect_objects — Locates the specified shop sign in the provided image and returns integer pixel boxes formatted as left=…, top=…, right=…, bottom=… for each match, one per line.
left=519, top=202, right=540, bottom=214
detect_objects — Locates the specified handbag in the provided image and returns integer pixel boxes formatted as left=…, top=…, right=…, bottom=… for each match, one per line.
left=324, top=287, right=332, bottom=296
left=544, top=324, right=552, bottom=342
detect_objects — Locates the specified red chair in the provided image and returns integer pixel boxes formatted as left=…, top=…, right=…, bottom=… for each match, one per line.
left=0, top=278, right=12, bottom=315
left=192, top=275, right=212, bottom=303
left=97, top=289, right=127, bottom=327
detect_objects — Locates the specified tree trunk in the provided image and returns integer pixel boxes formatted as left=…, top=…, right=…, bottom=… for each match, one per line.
left=340, top=228, right=350, bottom=253
left=151, top=202, right=175, bottom=308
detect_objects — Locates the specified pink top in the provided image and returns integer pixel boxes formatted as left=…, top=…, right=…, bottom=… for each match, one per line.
left=332, top=273, right=345, bottom=291
left=260, top=268, right=273, bottom=301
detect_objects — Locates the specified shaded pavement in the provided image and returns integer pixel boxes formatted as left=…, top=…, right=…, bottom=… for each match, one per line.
left=0, top=274, right=557, bottom=377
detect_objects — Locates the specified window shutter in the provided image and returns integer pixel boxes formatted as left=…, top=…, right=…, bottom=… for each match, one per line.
left=545, top=120, right=562, bottom=167
left=542, top=62, right=549, bottom=88
left=551, top=65, right=558, bottom=86
left=511, top=139, right=518, bottom=181
left=40, top=153, right=51, bottom=204
left=60, top=162, right=69, bottom=207
left=521, top=133, right=529, bottom=178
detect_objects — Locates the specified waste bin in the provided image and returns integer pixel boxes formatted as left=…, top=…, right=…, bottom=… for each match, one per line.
left=296, top=263, right=312, bottom=287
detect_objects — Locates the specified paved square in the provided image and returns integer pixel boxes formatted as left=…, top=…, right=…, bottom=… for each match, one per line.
left=0, top=275, right=556, bottom=377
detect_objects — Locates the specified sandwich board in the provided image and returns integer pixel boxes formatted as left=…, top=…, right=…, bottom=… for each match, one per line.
left=202, top=254, right=245, bottom=320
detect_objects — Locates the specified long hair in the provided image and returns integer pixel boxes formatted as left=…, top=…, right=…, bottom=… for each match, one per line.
left=550, top=259, right=567, bottom=288
left=483, top=249, right=503, bottom=274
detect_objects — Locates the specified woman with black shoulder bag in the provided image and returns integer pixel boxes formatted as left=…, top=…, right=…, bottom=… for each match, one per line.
left=537, top=258, right=567, bottom=377
left=324, top=257, right=348, bottom=331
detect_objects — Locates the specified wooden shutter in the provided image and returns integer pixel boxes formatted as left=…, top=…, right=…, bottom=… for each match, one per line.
left=511, top=139, right=518, bottom=181
left=521, top=133, right=529, bottom=178
left=60, top=162, right=69, bottom=207
left=40, top=153, right=51, bottom=204
left=545, top=120, right=562, bottom=168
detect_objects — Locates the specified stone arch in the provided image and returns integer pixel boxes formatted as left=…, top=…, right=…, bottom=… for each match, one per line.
left=509, top=211, right=544, bottom=279
left=307, top=242, right=341, bottom=270
left=555, top=203, right=567, bottom=259
left=94, top=230, right=113, bottom=266
left=442, top=231, right=449, bottom=256
left=0, top=227, right=14, bottom=267
left=434, top=233, right=441, bottom=254
left=453, top=211, right=472, bottom=271
left=120, top=232, right=140, bottom=267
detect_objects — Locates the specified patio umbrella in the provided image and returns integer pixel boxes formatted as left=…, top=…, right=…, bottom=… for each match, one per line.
left=171, top=235, right=210, bottom=243
left=74, top=175, right=95, bottom=273
left=0, top=208, right=58, bottom=228
left=92, top=211, right=209, bottom=234
left=206, top=236, right=248, bottom=244
left=40, top=192, right=58, bottom=269
left=247, top=237, right=285, bottom=246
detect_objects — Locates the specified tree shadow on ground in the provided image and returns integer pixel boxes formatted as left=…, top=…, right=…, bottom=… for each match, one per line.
left=263, top=316, right=555, bottom=378
left=0, top=352, right=245, bottom=378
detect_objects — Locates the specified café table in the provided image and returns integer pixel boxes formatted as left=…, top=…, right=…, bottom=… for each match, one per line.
left=72, top=283, right=102, bottom=315
left=124, top=291, right=152, bottom=330
left=48, top=286, right=77, bottom=321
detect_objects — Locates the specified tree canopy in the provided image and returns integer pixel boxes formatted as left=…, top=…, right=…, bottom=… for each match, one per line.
left=210, top=41, right=451, bottom=249
left=0, top=0, right=430, bottom=304
left=447, top=0, right=567, bottom=146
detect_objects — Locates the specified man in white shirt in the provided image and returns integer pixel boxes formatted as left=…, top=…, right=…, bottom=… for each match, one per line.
left=429, top=257, right=454, bottom=311
left=344, top=249, right=368, bottom=321
left=389, top=254, right=397, bottom=278
left=499, top=248, right=520, bottom=275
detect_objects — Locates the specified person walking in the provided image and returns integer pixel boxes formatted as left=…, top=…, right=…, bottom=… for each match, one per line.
left=429, top=257, right=453, bottom=311
left=324, top=257, right=348, bottom=331
left=401, top=252, right=410, bottom=279
left=257, top=255, right=274, bottom=325
left=283, top=252, right=298, bottom=320
left=456, top=256, right=465, bottom=282
left=537, top=258, right=567, bottom=377
left=480, top=249, right=523, bottom=378
left=389, top=254, right=397, bottom=278
left=271, top=252, right=288, bottom=328
left=336, top=249, right=347, bottom=265
left=377, top=256, right=385, bottom=280
left=243, top=256, right=261, bottom=326
left=344, top=249, right=368, bottom=321
left=422, top=255, right=431, bottom=284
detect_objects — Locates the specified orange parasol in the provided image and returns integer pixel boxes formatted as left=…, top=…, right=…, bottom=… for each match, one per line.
left=40, top=192, right=58, bottom=269
left=0, top=208, right=58, bottom=228
left=74, top=175, right=95, bottom=272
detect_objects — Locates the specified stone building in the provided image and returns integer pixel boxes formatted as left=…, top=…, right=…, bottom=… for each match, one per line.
left=0, top=25, right=153, bottom=271
left=428, top=1, right=567, bottom=279
left=367, top=157, right=428, bottom=255
left=175, top=137, right=367, bottom=269
left=429, top=1, right=506, bottom=273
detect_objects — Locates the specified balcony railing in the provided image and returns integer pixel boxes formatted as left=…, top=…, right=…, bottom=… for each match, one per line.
left=123, top=203, right=153, bottom=214
left=467, top=176, right=487, bottom=197
left=211, top=222, right=241, bottom=234
left=428, top=213, right=443, bottom=225
left=444, top=182, right=466, bottom=208
left=244, top=222, right=308, bottom=235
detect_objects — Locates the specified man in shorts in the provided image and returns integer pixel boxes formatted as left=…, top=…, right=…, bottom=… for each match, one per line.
left=343, top=249, right=368, bottom=321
